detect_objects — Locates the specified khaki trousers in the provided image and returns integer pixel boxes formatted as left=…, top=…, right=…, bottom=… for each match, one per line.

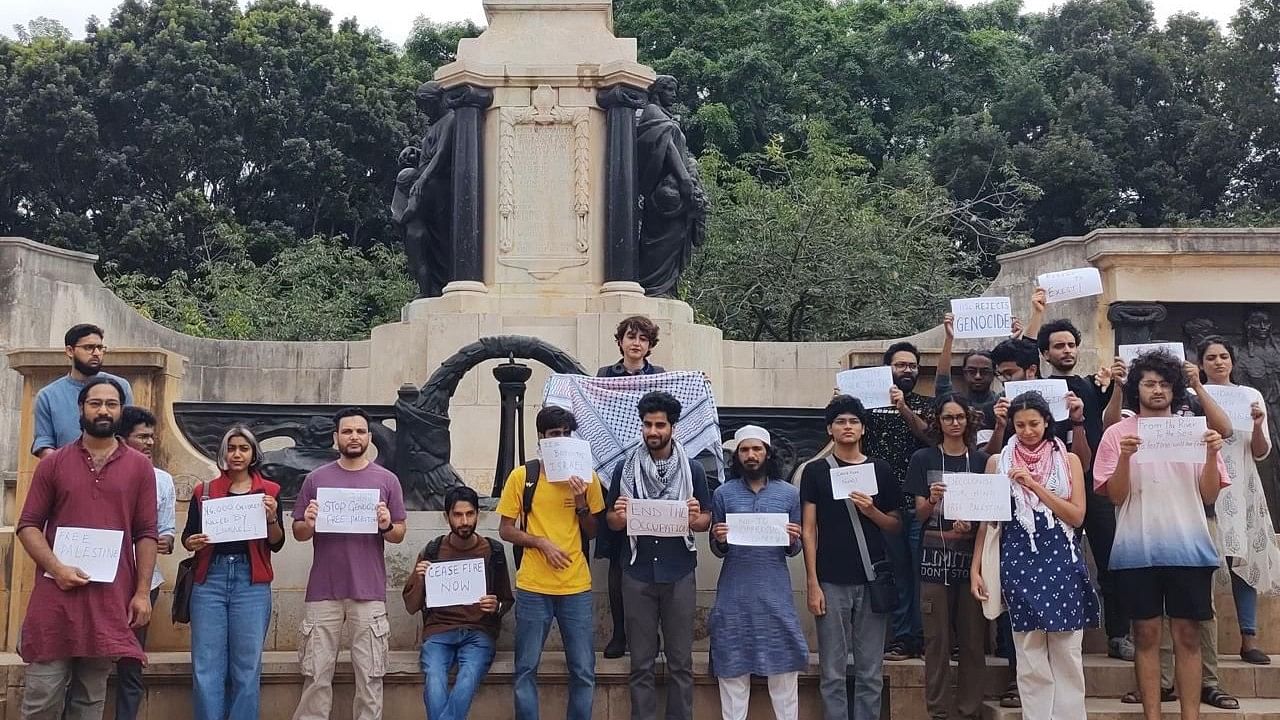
left=21, top=657, right=113, bottom=720
left=292, top=600, right=389, bottom=720
left=1014, top=630, right=1086, bottom=720
left=921, top=581, right=986, bottom=720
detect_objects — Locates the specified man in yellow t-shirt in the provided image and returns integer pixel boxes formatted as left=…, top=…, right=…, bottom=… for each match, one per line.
left=498, top=406, right=605, bottom=720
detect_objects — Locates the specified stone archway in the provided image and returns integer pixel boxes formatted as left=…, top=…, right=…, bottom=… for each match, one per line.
left=393, top=335, right=587, bottom=509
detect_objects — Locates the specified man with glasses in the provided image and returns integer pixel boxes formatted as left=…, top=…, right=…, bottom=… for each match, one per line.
left=862, top=341, right=930, bottom=662
left=33, top=324, right=134, bottom=459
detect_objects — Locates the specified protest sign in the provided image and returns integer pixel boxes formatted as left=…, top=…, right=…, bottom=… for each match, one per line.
left=950, top=297, right=1013, bottom=339
left=1201, top=385, right=1256, bottom=432
left=726, top=513, right=790, bottom=547
left=941, top=474, right=1012, bottom=522
left=539, top=437, right=595, bottom=482
left=1135, top=416, right=1207, bottom=464
left=829, top=463, right=879, bottom=499
left=626, top=499, right=690, bottom=538
left=835, top=366, right=894, bottom=409
left=425, top=558, right=486, bottom=608
left=48, top=527, right=123, bottom=583
left=976, top=429, right=994, bottom=446
left=202, top=494, right=268, bottom=544
left=1003, top=379, right=1071, bottom=421
left=315, top=487, right=380, bottom=534
left=1118, top=342, right=1185, bottom=366
left=1037, top=268, right=1103, bottom=303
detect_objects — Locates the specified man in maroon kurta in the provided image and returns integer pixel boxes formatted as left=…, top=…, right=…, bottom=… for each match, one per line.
left=17, top=377, right=158, bottom=720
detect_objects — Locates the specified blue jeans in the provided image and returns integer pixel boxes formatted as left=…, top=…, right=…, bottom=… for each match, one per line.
left=514, top=589, right=595, bottom=720
left=886, top=513, right=924, bottom=649
left=190, top=554, right=273, bottom=720
left=1232, top=571, right=1259, bottom=636
left=421, top=628, right=496, bottom=720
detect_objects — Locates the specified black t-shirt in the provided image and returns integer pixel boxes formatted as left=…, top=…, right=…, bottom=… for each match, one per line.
left=862, top=391, right=931, bottom=507
left=903, top=447, right=990, bottom=534
left=799, top=456, right=900, bottom=585
left=1049, top=374, right=1111, bottom=464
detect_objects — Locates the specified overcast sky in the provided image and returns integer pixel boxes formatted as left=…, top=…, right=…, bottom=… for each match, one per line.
left=1, top=0, right=1243, bottom=47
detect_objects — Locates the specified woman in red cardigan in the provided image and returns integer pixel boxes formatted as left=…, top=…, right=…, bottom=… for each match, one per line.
left=182, top=425, right=285, bottom=720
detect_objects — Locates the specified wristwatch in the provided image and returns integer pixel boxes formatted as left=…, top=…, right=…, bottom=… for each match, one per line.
left=379, top=523, right=394, bottom=535
left=575, top=506, right=590, bottom=517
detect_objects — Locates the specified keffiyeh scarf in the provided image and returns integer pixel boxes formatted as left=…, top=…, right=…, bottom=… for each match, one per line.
left=998, top=438, right=1076, bottom=558
left=619, top=439, right=696, bottom=560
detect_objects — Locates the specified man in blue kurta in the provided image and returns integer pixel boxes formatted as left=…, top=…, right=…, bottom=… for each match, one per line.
left=708, top=425, right=807, bottom=720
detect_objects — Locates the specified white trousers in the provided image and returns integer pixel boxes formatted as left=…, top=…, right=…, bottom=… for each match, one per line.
left=717, top=672, right=799, bottom=720
left=1013, top=629, right=1086, bottom=720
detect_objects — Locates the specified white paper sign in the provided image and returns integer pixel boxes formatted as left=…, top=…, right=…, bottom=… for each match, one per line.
left=726, top=513, right=790, bottom=547
left=1118, top=342, right=1185, bottom=366
left=626, top=499, right=690, bottom=538
left=1201, top=385, right=1255, bottom=432
left=202, top=495, right=268, bottom=544
left=49, top=527, right=123, bottom=583
left=836, top=366, right=894, bottom=409
left=976, top=429, right=995, bottom=446
left=1037, top=268, right=1103, bottom=303
left=315, top=487, right=380, bottom=534
left=1134, top=416, right=1207, bottom=464
left=941, top=474, right=1012, bottom=522
left=829, top=464, right=879, bottom=499
left=425, top=558, right=486, bottom=608
left=950, top=297, right=1013, bottom=339
left=1002, top=379, right=1071, bottom=421
left=539, top=437, right=595, bottom=482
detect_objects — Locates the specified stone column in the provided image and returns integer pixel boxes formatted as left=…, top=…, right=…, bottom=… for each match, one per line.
left=1107, top=301, right=1168, bottom=347
left=596, top=84, right=648, bottom=294
left=444, top=84, right=495, bottom=294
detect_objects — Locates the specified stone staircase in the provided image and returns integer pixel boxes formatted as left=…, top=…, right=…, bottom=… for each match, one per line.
left=0, top=650, right=1277, bottom=718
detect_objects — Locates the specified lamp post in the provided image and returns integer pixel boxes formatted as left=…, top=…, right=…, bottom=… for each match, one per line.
left=492, top=354, right=533, bottom=497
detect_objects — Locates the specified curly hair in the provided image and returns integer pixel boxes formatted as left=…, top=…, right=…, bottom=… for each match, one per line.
left=926, top=393, right=979, bottom=448
left=1006, top=391, right=1056, bottom=445
left=1123, top=349, right=1189, bottom=412
left=824, top=394, right=868, bottom=427
left=1036, top=319, right=1081, bottom=353
left=637, top=391, right=682, bottom=424
left=614, top=316, right=660, bottom=352
left=882, top=341, right=920, bottom=367
left=992, top=337, right=1039, bottom=370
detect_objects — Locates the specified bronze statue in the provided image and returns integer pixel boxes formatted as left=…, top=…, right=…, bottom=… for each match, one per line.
left=392, top=81, right=454, bottom=298
left=1236, top=307, right=1280, bottom=526
left=260, top=416, right=340, bottom=503
left=635, top=75, right=708, bottom=298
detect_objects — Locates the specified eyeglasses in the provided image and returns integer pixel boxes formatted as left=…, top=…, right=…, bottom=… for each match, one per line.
left=84, top=399, right=121, bottom=410
left=75, top=344, right=107, bottom=354
left=891, top=362, right=918, bottom=371
left=939, top=414, right=967, bottom=424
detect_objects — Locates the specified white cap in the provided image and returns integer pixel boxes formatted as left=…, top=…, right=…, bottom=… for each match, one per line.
left=724, top=424, right=771, bottom=451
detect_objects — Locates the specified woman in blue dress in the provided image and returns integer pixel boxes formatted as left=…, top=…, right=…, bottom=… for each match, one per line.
left=971, top=392, right=1098, bottom=720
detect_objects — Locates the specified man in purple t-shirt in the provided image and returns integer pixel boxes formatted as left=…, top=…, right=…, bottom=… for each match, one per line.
left=291, top=407, right=407, bottom=720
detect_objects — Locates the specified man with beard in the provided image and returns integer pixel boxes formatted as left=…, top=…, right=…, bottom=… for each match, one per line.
left=404, top=485, right=513, bottom=720
left=607, top=391, right=711, bottom=720
left=18, top=376, right=158, bottom=720
left=1035, top=317, right=1134, bottom=660
left=33, top=324, right=134, bottom=458
left=1094, top=350, right=1229, bottom=720
left=113, top=406, right=177, bottom=720
left=862, top=341, right=929, bottom=661
left=292, top=407, right=407, bottom=720
left=708, top=425, right=806, bottom=720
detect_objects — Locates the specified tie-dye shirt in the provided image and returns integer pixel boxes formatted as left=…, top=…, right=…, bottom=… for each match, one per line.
left=1093, top=415, right=1229, bottom=570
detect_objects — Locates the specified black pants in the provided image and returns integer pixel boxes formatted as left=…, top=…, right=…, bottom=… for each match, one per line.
left=1083, top=489, right=1128, bottom=639
left=114, top=587, right=160, bottom=720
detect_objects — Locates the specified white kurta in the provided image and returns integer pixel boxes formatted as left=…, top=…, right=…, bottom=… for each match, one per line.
left=1213, top=383, right=1280, bottom=594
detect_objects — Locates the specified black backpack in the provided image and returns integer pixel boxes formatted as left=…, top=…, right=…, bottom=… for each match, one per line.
left=424, top=533, right=508, bottom=594
left=512, top=458, right=591, bottom=568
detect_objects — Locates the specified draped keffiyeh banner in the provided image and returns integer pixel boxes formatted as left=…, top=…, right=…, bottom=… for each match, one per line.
left=542, top=371, right=724, bottom=487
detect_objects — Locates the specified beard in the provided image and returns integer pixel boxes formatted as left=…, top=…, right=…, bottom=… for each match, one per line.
left=80, top=415, right=116, bottom=438
left=340, top=444, right=367, bottom=458
left=73, top=358, right=101, bottom=376
left=894, top=374, right=917, bottom=392
left=452, top=524, right=475, bottom=539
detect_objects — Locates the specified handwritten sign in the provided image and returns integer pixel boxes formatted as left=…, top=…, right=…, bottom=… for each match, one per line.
left=1037, top=268, right=1103, bottom=303
left=539, top=437, right=595, bottom=482
left=315, top=487, right=380, bottom=534
left=1118, top=342, right=1185, bottom=366
left=49, top=527, right=123, bottom=583
left=836, top=366, right=894, bottom=409
left=1135, top=416, right=1207, bottom=464
left=425, top=558, right=486, bottom=608
left=950, top=297, right=1012, bottom=339
left=626, top=499, right=690, bottom=538
left=1003, top=379, right=1071, bottom=421
left=940, top=474, right=1012, bottom=522
left=1201, top=385, right=1256, bottom=432
left=829, top=463, right=879, bottom=499
left=202, top=495, right=268, bottom=544
left=726, top=513, right=790, bottom=547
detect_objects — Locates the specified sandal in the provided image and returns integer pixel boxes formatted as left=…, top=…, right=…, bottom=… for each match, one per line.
left=999, top=682, right=1021, bottom=708
left=1202, top=687, right=1239, bottom=710
left=1121, top=687, right=1177, bottom=704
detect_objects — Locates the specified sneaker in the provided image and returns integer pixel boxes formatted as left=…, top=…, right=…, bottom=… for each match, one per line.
left=1108, top=636, right=1135, bottom=662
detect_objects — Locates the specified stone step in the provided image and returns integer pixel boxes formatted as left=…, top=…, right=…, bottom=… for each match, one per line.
left=982, top=698, right=1280, bottom=719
